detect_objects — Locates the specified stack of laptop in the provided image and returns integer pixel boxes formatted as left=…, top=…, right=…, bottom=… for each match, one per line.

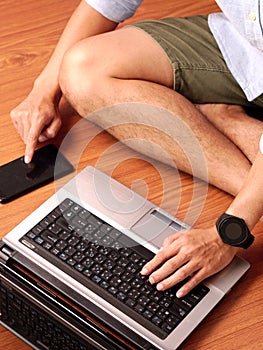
left=0, top=166, right=250, bottom=349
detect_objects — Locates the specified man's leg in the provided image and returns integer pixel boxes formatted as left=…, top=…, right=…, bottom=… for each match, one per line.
left=197, top=104, right=263, bottom=163
left=59, top=26, right=254, bottom=196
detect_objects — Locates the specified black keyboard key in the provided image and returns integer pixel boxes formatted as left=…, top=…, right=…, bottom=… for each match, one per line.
left=35, top=237, right=45, bottom=245
left=58, top=252, right=69, bottom=261
left=75, top=264, right=85, bottom=272
left=91, top=275, right=102, bottom=284
left=116, top=292, right=126, bottom=301
left=134, top=304, right=145, bottom=314
left=108, top=286, right=118, bottom=295
left=50, top=248, right=60, bottom=255
left=100, top=270, right=112, bottom=281
left=56, top=240, right=68, bottom=251
left=32, top=225, right=44, bottom=235
left=152, top=316, right=162, bottom=327
left=72, top=252, right=85, bottom=262
left=41, top=230, right=59, bottom=244
left=125, top=298, right=136, bottom=308
left=49, top=223, right=62, bottom=235
left=67, top=258, right=77, bottom=266
left=56, top=217, right=74, bottom=232
left=68, top=236, right=80, bottom=246
left=64, top=246, right=77, bottom=256
left=71, top=216, right=87, bottom=229
left=147, top=302, right=159, bottom=313
left=40, top=217, right=54, bottom=229
left=83, top=269, right=92, bottom=278
left=87, top=215, right=103, bottom=228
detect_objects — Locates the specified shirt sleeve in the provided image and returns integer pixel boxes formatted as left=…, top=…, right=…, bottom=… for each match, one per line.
left=85, top=0, right=144, bottom=23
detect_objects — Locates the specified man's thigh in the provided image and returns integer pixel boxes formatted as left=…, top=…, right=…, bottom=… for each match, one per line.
left=73, top=26, right=174, bottom=88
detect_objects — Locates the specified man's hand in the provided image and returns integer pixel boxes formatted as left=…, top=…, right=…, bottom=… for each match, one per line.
left=141, top=226, right=238, bottom=298
left=10, top=92, right=62, bottom=163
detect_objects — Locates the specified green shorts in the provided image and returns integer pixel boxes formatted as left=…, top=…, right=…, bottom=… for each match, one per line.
left=132, top=16, right=263, bottom=115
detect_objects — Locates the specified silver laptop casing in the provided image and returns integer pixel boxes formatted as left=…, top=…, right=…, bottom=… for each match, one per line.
left=3, top=166, right=250, bottom=350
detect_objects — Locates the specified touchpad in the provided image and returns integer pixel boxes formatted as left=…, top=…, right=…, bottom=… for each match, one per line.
left=131, top=209, right=186, bottom=248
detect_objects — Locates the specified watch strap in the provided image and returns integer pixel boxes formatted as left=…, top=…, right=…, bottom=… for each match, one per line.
left=216, top=213, right=254, bottom=249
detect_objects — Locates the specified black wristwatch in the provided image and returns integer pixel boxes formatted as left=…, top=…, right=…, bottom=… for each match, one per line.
left=216, top=213, right=254, bottom=249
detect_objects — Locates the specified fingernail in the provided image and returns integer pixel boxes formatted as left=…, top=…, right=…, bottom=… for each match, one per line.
left=149, top=276, right=155, bottom=284
left=140, top=267, right=148, bottom=275
left=157, top=283, right=164, bottom=291
left=38, top=135, right=48, bottom=142
left=24, top=155, right=30, bottom=164
left=176, top=289, right=183, bottom=298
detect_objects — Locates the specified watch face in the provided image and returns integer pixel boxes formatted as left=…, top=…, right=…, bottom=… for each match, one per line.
left=222, top=217, right=247, bottom=245
left=224, top=222, right=244, bottom=240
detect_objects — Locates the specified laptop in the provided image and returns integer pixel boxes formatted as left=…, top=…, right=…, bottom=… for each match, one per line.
left=0, top=165, right=250, bottom=350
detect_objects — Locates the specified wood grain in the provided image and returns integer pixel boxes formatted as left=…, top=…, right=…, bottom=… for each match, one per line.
left=0, top=1, right=262, bottom=349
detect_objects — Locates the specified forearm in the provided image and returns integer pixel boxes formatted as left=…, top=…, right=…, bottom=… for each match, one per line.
left=226, top=150, right=263, bottom=230
left=34, top=0, right=118, bottom=98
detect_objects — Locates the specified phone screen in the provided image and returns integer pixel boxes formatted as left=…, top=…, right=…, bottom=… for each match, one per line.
left=0, top=144, right=74, bottom=203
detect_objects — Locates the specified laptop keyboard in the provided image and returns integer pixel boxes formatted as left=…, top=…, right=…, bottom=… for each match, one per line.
left=0, top=284, right=89, bottom=350
left=20, top=198, right=209, bottom=339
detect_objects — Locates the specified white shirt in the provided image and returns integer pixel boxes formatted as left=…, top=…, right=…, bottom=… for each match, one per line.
left=86, top=0, right=263, bottom=101
left=86, top=0, right=143, bottom=23
left=208, top=0, right=263, bottom=101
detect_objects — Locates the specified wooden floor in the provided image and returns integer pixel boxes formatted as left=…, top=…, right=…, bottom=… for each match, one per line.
left=0, top=1, right=262, bottom=349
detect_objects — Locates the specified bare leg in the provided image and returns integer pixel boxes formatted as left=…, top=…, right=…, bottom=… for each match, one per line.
left=197, top=104, right=263, bottom=163
left=59, top=27, right=253, bottom=196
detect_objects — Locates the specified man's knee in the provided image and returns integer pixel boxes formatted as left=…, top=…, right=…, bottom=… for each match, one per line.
left=58, top=39, right=102, bottom=112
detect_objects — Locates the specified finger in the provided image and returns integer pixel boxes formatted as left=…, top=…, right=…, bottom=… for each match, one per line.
left=161, top=232, right=179, bottom=248
left=24, top=117, right=47, bottom=163
left=40, top=116, right=62, bottom=141
left=141, top=243, right=180, bottom=276
left=20, top=112, right=32, bottom=143
left=149, top=252, right=193, bottom=286
left=154, top=260, right=200, bottom=292
left=24, top=133, right=38, bottom=164
left=175, top=268, right=209, bottom=298
left=38, top=134, right=49, bottom=143
left=175, top=248, right=238, bottom=298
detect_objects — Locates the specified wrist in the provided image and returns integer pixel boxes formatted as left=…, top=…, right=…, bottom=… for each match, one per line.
left=33, top=75, right=62, bottom=103
left=225, top=207, right=255, bottom=231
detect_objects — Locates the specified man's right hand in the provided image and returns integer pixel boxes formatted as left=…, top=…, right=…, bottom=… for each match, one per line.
left=10, top=91, right=62, bottom=163
left=9, top=1, right=119, bottom=164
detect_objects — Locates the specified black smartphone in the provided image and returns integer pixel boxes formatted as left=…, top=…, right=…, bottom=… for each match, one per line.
left=0, top=144, right=74, bottom=203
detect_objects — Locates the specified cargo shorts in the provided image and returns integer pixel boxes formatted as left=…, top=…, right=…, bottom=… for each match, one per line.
left=132, top=15, right=263, bottom=116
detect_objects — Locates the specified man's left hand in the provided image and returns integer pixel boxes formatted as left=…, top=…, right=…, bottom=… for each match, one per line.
left=141, top=226, right=238, bottom=297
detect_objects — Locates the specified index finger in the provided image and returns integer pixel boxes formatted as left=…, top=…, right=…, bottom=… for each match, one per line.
left=24, top=120, right=46, bottom=163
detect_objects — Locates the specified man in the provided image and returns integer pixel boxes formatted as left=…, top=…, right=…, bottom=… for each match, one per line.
left=10, top=0, right=263, bottom=298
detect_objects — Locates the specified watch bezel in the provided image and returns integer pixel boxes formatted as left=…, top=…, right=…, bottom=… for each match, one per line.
left=216, top=213, right=254, bottom=248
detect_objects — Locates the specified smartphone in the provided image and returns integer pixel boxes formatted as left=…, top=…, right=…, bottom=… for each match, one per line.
left=0, top=144, right=74, bottom=203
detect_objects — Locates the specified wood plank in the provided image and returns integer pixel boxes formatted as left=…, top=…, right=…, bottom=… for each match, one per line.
left=0, top=1, right=262, bottom=349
